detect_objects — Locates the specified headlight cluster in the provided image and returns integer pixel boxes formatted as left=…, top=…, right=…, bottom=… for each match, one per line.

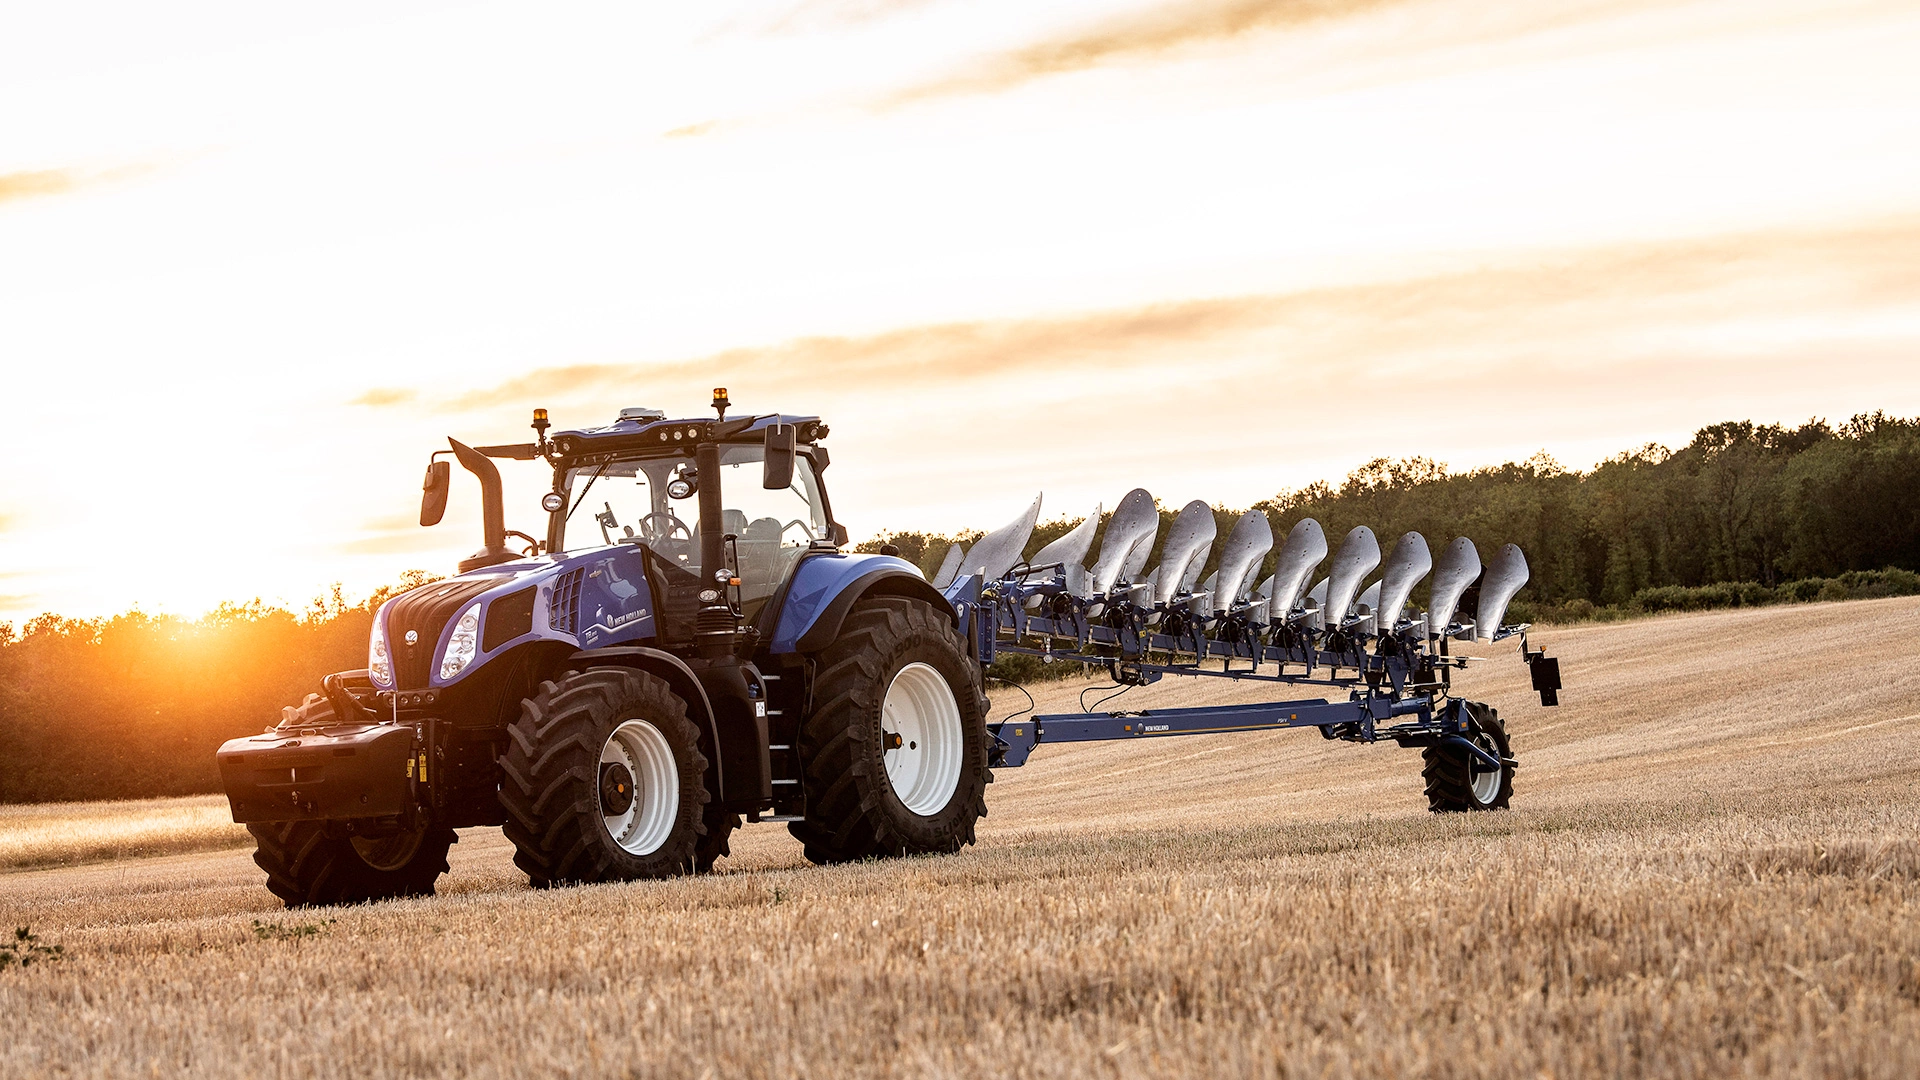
left=368, top=620, right=393, bottom=687
left=439, top=602, right=483, bottom=682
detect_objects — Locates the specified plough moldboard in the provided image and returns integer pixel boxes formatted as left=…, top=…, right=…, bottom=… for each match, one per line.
left=932, top=490, right=1562, bottom=810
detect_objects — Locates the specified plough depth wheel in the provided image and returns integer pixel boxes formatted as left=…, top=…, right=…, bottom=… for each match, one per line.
left=1422, top=703, right=1514, bottom=812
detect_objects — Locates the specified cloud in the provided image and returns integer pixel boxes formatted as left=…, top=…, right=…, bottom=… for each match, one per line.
left=350, top=387, right=417, bottom=407
left=664, top=120, right=721, bottom=139
left=747, top=0, right=944, bottom=35
left=0, top=163, right=159, bottom=206
left=360, top=513, right=421, bottom=533
left=334, top=514, right=455, bottom=556
left=447, top=295, right=1283, bottom=415
left=887, top=0, right=1403, bottom=103
left=0, top=170, right=79, bottom=204
left=336, top=533, right=454, bottom=556
left=450, top=216, right=1920, bottom=418
left=421, top=215, right=1920, bottom=532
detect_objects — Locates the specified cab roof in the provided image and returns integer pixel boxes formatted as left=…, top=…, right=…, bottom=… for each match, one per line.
left=547, top=410, right=825, bottom=461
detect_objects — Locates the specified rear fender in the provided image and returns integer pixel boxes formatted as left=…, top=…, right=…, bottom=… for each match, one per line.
left=769, top=554, right=955, bottom=655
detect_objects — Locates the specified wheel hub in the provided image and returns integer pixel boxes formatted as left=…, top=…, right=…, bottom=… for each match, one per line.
left=349, top=828, right=425, bottom=872
left=599, top=718, right=681, bottom=856
left=1469, top=733, right=1504, bottom=804
left=599, top=761, right=636, bottom=816
left=879, top=662, right=963, bottom=817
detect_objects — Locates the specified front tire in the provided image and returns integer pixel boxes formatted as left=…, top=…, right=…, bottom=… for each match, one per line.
left=1422, top=701, right=1514, bottom=812
left=695, top=806, right=741, bottom=872
left=790, top=596, right=990, bottom=864
left=247, top=691, right=457, bottom=908
left=249, top=819, right=456, bottom=908
left=499, top=668, right=711, bottom=886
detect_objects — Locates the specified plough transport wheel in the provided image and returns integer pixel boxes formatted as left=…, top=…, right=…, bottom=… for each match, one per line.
left=791, top=596, right=991, bottom=863
left=1422, top=703, right=1514, bottom=812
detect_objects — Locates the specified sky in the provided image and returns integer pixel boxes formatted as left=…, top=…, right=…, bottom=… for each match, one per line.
left=2, top=0, right=1918, bottom=622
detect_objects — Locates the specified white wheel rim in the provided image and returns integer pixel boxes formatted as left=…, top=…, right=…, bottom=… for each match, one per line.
left=881, top=662, right=964, bottom=816
left=600, top=719, right=680, bottom=856
left=350, top=829, right=423, bottom=872
left=1470, top=734, right=1503, bottom=804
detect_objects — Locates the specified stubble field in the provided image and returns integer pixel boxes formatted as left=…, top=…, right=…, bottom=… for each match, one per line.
left=3, top=597, right=1919, bottom=1078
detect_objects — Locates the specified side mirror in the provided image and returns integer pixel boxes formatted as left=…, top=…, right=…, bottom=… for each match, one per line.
left=763, top=423, right=796, bottom=490
left=420, top=459, right=450, bottom=526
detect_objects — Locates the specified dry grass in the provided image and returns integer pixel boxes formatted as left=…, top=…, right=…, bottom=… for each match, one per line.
left=0, top=795, right=249, bottom=871
left=3, top=596, right=1919, bottom=1078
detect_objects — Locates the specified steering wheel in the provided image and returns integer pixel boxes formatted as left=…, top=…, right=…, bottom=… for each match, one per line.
left=505, top=530, right=541, bottom=558
left=637, top=511, right=693, bottom=548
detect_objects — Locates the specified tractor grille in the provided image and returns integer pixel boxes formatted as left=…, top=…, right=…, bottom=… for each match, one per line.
left=550, top=568, right=584, bottom=635
left=386, top=576, right=506, bottom=689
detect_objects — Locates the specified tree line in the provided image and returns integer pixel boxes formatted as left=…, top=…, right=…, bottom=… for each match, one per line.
left=0, top=577, right=435, bottom=805
left=866, top=412, right=1920, bottom=622
left=3, top=415, right=1916, bottom=804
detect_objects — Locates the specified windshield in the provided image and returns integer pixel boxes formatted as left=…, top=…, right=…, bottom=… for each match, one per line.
left=559, top=457, right=679, bottom=556
left=557, top=445, right=830, bottom=619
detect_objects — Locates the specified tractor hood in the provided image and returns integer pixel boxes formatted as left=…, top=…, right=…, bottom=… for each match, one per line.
left=370, top=545, right=929, bottom=692
left=372, top=543, right=661, bottom=692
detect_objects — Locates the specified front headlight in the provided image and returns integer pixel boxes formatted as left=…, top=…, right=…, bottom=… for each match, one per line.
left=369, top=619, right=393, bottom=687
left=439, top=602, right=483, bottom=682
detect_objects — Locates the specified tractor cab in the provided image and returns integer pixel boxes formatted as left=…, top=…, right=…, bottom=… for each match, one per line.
left=548, top=429, right=832, bottom=625
left=415, top=389, right=847, bottom=647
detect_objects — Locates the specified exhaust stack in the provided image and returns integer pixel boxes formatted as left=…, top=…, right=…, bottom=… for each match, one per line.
left=449, top=438, right=513, bottom=572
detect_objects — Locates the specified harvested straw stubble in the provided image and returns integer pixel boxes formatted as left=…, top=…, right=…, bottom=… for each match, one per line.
left=2, top=596, right=1918, bottom=1078
left=0, top=795, right=248, bottom=871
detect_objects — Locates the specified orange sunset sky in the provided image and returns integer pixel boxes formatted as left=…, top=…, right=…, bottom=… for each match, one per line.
left=2, top=0, right=1919, bottom=622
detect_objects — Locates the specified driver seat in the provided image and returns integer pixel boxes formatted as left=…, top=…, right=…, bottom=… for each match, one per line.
left=685, top=510, right=749, bottom=569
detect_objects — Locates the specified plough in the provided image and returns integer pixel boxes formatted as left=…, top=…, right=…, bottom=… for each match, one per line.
left=928, top=490, right=1561, bottom=810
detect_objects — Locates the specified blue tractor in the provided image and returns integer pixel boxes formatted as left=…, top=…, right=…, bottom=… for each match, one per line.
left=219, top=389, right=1559, bottom=906
left=220, top=390, right=988, bottom=905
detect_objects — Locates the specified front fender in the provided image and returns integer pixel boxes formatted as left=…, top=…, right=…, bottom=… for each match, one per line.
left=568, top=646, right=725, bottom=798
left=768, top=553, right=954, bottom=655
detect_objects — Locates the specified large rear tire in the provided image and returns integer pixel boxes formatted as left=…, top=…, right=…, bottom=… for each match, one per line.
left=1422, top=701, right=1514, bottom=812
left=790, top=596, right=990, bottom=864
left=499, top=668, right=711, bottom=887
